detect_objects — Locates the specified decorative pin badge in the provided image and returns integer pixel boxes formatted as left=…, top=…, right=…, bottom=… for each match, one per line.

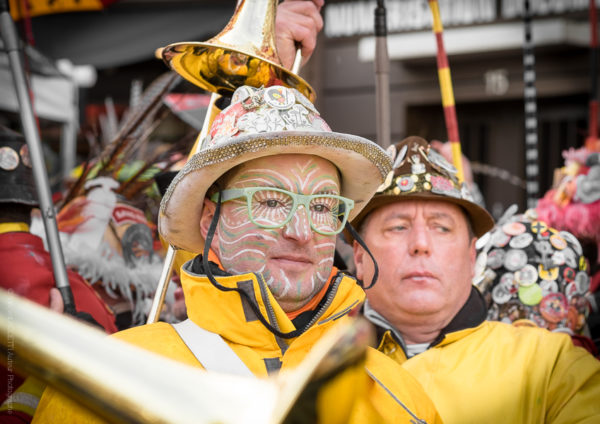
left=19, top=145, right=32, bottom=168
left=518, top=284, right=543, bottom=306
left=503, top=249, right=528, bottom=271
left=503, top=222, right=526, bottom=236
left=292, top=88, right=318, bottom=114
left=530, top=220, right=548, bottom=234
left=538, top=264, right=559, bottom=281
left=386, top=144, right=397, bottom=161
left=393, top=144, right=408, bottom=169
left=539, top=292, right=568, bottom=323
left=397, top=176, right=415, bottom=192
left=410, top=154, right=426, bottom=174
left=263, top=86, right=295, bottom=110
left=232, top=85, right=255, bottom=105
left=0, top=147, right=19, bottom=171
left=487, top=249, right=506, bottom=269
left=509, top=232, right=533, bottom=249
left=376, top=171, right=394, bottom=193
left=515, top=264, right=538, bottom=287
left=428, top=148, right=457, bottom=175
left=559, top=231, right=583, bottom=255
left=549, top=234, right=567, bottom=250
left=574, top=271, right=590, bottom=293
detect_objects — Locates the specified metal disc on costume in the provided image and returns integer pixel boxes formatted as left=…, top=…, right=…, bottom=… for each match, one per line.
left=539, top=279, right=558, bottom=296
left=502, top=221, right=526, bottom=236
left=0, top=147, right=19, bottom=171
left=487, top=249, right=506, bottom=269
left=562, top=248, right=577, bottom=268
left=538, top=264, right=559, bottom=281
left=539, top=292, right=568, bottom=323
left=376, top=171, right=394, bottom=192
left=551, top=251, right=565, bottom=267
left=411, top=156, right=426, bottom=175
left=475, top=252, right=487, bottom=277
left=231, top=86, right=255, bottom=104
left=397, top=176, right=414, bottom=192
left=476, top=231, right=491, bottom=250
left=530, top=220, right=548, bottom=234
left=492, top=231, right=511, bottom=248
left=385, top=144, right=397, bottom=163
left=509, top=232, right=533, bottom=249
left=534, top=240, right=553, bottom=257
left=512, top=318, right=539, bottom=328
left=263, top=86, right=295, bottom=109
left=427, top=148, right=457, bottom=175
left=575, top=271, right=590, bottom=294
left=504, top=249, right=528, bottom=271
left=19, top=144, right=32, bottom=168
left=549, top=234, right=567, bottom=250
left=518, top=284, right=543, bottom=306
left=292, top=88, right=318, bottom=114
left=392, top=144, right=408, bottom=170
left=492, top=282, right=512, bottom=304
left=499, top=272, right=515, bottom=287
left=563, top=267, right=576, bottom=283
left=579, top=255, right=588, bottom=272
left=515, top=264, right=538, bottom=287
left=560, top=231, right=583, bottom=255
left=565, top=281, right=579, bottom=299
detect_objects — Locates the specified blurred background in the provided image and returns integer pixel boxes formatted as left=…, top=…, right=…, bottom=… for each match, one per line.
left=1, top=0, right=596, bottom=218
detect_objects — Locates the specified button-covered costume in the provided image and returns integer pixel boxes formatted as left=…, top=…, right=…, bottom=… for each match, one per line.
left=474, top=207, right=597, bottom=354
left=352, top=136, right=600, bottom=423
left=34, top=86, right=443, bottom=423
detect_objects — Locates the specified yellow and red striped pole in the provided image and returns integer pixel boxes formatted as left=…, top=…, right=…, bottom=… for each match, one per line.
left=428, top=0, right=464, bottom=182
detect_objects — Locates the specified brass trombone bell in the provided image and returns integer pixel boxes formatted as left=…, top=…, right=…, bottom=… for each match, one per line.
left=160, top=0, right=315, bottom=102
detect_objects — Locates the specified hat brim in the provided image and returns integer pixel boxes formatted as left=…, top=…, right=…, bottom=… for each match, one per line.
left=350, top=191, right=495, bottom=241
left=159, top=131, right=392, bottom=253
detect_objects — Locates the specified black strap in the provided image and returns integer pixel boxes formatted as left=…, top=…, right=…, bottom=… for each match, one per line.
left=344, top=221, right=379, bottom=290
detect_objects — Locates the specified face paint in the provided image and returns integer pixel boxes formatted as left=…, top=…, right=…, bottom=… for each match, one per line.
left=215, top=154, right=339, bottom=312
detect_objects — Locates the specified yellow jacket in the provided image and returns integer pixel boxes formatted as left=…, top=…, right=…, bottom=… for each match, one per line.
left=370, top=287, right=600, bottom=424
left=34, top=255, right=442, bottom=423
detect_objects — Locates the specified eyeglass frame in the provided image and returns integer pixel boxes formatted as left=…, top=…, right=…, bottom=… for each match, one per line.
left=210, top=186, right=355, bottom=236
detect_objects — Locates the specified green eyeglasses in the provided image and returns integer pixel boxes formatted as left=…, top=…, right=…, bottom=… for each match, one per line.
left=210, top=186, right=354, bottom=236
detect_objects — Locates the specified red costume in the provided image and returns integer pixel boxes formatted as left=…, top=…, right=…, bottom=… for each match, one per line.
left=0, top=228, right=118, bottom=403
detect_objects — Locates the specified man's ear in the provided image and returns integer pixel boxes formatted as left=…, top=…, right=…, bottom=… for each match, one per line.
left=353, top=239, right=365, bottom=281
left=200, top=198, right=217, bottom=241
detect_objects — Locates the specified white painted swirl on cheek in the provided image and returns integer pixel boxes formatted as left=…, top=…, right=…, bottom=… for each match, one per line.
left=217, top=202, right=273, bottom=276
left=315, top=240, right=335, bottom=283
left=278, top=269, right=292, bottom=297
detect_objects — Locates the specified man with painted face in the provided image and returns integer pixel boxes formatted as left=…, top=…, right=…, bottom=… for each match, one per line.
left=352, top=136, right=600, bottom=423
left=33, top=86, right=443, bottom=423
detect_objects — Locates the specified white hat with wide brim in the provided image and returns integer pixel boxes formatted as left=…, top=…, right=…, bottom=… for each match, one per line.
left=159, top=133, right=391, bottom=253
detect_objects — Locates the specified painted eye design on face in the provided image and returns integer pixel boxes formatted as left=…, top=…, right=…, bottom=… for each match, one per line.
left=310, top=196, right=337, bottom=214
left=251, top=189, right=293, bottom=226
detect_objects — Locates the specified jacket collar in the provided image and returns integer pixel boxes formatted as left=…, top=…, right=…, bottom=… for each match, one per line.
left=181, top=253, right=365, bottom=354
left=366, top=286, right=488, bottom=353
left=429, top=286, right=488, bottom=347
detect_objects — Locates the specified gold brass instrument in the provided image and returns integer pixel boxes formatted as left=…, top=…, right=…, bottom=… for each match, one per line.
left=0, top=289, right=371, bottom=423
left=147, top=0, right=315, bottom=323
left=161, top=0, right=315, bottom=102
